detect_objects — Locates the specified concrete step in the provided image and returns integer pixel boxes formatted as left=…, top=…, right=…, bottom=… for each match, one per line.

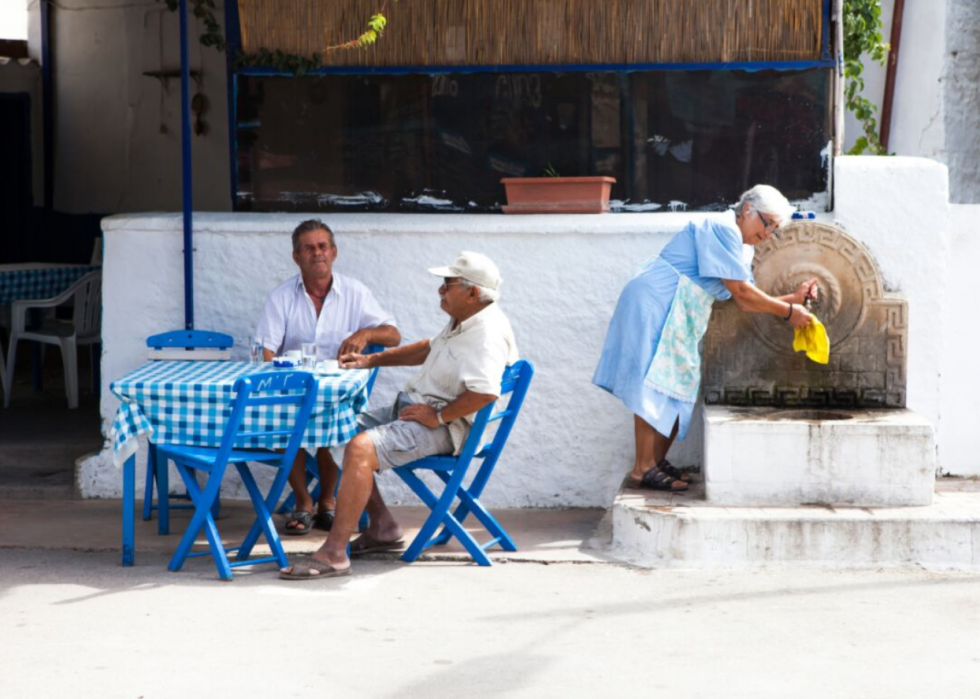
left=610, top=478, right=980, bottom=569
left=0, top=443, right=99, bottom=500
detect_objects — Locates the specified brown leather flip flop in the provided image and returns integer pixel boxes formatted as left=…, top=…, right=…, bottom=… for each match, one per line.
left=279, top=559, right=352, bottom=581
left=349, top=532, right=405, bottom=556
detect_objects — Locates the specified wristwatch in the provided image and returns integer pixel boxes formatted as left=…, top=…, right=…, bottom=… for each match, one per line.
left=436, top=410, right=446, bottom=426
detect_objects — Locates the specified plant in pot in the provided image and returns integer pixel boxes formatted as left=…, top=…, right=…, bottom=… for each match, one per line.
left=501, top=164, right=616, bottom=214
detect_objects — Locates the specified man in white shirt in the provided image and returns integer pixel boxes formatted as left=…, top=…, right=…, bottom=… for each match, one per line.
left=279, top=251, right=519, bottom=580
left=256, top=219, right=400, bottom=534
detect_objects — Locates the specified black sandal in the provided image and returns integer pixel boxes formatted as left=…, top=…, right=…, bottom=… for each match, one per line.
left=657, top=459, right=692, bottom=483
left=637, top=465, right=688, bottom=492
left=283, top=510, right=315, bottom=536
left=313, top=510, right=335, bottom=531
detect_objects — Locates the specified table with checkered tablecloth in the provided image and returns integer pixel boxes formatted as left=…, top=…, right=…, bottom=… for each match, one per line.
left=111, top=360, right=371, bottom=565
left=0, top=263, right=101, bottom=305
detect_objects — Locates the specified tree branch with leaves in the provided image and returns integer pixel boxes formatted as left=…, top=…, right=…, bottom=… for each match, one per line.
left=843, top=0, right=889, bottom=155
left=159, top=0, right=399, bottom=74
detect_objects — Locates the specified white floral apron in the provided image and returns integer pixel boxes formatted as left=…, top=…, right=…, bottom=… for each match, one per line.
left=643, top=263, right=716, bottom=402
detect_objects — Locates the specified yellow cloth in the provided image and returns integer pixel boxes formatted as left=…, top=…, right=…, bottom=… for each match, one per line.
left=793, top=315, right=830, bottom=364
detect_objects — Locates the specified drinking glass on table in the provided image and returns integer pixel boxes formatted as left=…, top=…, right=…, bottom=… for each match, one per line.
left=301, top=342, right=317, bottom=369
left=250, top=337, right=264, bottom=365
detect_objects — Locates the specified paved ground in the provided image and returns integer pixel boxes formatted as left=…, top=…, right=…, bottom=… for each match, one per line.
left=3, top=500, right=980, bottom=698
left=3, top=549, right=980, bottom=699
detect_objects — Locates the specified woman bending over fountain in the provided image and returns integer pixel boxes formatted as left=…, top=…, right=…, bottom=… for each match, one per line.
left=592, top=185, right=819, bottom=491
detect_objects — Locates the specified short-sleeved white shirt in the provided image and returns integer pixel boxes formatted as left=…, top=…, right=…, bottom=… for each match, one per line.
left=256, top=273, right=396, bottom=359
left=403, top=303, right=519, bottom=453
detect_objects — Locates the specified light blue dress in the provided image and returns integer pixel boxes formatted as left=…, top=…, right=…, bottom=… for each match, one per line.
left=592, top=212, right=753, bottom=439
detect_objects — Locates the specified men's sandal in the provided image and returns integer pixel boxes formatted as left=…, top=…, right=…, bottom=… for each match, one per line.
left=313, top=510, right=335, bottom=531
left=283, top=510, right=315, bottom=536
left=349, top=532, right=405, bottom=556
left=279, top=559, right=352, bottom=581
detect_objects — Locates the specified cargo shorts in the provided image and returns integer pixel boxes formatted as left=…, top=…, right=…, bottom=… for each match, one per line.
left=359, top=392, right=454, bottom=471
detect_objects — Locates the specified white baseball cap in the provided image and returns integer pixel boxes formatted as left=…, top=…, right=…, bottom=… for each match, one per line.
left=428, top=251, right=502, bottom=291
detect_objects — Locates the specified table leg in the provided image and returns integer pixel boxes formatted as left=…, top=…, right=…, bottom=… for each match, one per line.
left=122, top=454, right=135, bottom=566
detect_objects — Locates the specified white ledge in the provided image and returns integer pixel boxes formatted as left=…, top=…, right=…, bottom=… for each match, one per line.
left=102, top=211, right=757, bottom=237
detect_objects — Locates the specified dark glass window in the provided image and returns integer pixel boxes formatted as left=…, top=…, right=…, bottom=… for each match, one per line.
left=235, top=68, right=831, bottom=213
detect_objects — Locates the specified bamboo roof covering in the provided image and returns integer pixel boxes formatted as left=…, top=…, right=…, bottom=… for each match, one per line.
left=237, top=0, right=825, bottom=66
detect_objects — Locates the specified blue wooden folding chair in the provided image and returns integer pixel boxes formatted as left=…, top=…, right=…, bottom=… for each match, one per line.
left=277, top=343, right=384, bottom=522
left=143, top=330, right=234, bottom=535
left=158, top=370, right=318, bottom=580
left=395, top=359, right=534, bottom=566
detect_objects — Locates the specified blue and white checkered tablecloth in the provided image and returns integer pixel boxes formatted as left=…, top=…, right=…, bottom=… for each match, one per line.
left=109, top=361, right=370, bottom=466
left=0, top=263, right=102, bottom=305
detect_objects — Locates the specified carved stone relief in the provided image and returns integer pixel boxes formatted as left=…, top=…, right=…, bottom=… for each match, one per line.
left=702, top=221, right=907, bottom=408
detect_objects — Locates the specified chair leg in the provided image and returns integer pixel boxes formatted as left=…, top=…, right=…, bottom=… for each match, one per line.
left=397, top=468, right=492, bottom=566
left=156, top=449, right=171, bottom=535
left=236, top=462, right=291, bottom=567
left=142, top=446, right=156, bottom=521
left=61, top=337, right=78, bottom=409
left=3, top=335, right=18, bottom=408
left=169, top=461, right=233, bottom=580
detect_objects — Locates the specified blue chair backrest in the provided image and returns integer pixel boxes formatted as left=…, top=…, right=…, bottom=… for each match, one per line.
left=458, top=359, right=534, bottom=464
left=147, top=330, right=234, bottom=350
left=363, top=343, right=385, bottom=397
left=216, top=371, right=319, bottom=466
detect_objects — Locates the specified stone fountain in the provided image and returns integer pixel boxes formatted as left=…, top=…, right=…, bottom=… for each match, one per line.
left=700, top=221, right=935, bottom=506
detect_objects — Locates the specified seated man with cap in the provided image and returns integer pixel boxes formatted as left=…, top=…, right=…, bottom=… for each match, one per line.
left=256, top=219, right=401, bottom=535
left=279, top=251, right=519, bottom=580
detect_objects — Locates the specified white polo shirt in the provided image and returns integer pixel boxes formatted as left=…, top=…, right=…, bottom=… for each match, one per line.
left=403, top=302, right=519, bottom=453
left=256, top=273, right=396, bottom=359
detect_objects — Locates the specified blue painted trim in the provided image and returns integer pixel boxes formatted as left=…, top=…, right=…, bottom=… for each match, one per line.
left=821, top=0, right=833, bottom=62
left=40, top=0, right=53, bottom=210
left=179, top=0, right=194, bottom=329
left=224, top=0, right=242, bottom=212
left=234, top=59, right=835, bottom=78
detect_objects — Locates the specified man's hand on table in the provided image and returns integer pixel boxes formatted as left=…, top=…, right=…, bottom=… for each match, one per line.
left=339, top=352, right=372, bottom=370
left=338, top=329, right=373, bottom=358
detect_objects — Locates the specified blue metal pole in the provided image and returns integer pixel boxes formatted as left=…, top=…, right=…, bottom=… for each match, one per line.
left=224, top=0, right=242, bottom=211
left=179, top=0, right=194, bottom=329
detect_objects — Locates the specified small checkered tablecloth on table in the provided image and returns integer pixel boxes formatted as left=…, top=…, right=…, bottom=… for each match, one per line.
left=0, top=263, right=102, bottom=305
left=109, top=361, right=371, bottom=466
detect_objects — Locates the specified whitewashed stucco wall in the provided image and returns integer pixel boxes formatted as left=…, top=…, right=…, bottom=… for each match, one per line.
left=81, top=156, right=962, bottom=505
left=941, top=204, right=980, bottom=475
left=0, top=59, right=43, bottom=208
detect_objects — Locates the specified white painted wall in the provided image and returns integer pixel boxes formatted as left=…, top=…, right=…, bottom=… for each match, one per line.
left=82, top=155, right=969, bottom=506
left=844, top=0, right=980, bottom=203
left=941, top=204, right=980, bottom=475
left=0, top=58, right=43, bottom=207
left=27, top=0, right=230, bottom=214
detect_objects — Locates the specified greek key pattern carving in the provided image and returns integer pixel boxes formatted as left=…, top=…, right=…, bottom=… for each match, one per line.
left=703, top=223, right=907, bottom=409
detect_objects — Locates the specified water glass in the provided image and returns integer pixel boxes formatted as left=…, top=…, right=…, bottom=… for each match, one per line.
left=301, top=342, right=317, bottom=369
left=250, top=337, right=264, bottom=365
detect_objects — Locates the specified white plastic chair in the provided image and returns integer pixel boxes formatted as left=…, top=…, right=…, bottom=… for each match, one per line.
left=0, top=337, right=7, bottom=404
left=4, top=271, right=102, bottom=410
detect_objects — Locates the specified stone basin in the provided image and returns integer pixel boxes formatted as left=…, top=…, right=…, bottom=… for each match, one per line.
left=702, top=405, right=936, bottom=507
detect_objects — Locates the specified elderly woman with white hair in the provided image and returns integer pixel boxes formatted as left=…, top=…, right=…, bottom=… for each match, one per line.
left=593, top=185, right=819, bottom=491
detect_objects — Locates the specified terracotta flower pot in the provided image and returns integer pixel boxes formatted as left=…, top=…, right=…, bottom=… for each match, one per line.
left=501, top=176, right=617, bottom=214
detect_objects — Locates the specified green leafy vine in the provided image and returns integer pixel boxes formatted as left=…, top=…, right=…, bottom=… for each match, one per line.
left=159, top=0, right=398, bottom=73
left=843, top=0, right=889, bottom=155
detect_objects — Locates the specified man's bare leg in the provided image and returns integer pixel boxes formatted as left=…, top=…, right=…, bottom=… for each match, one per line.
left=281, top=432, right=400, bottom=573
left=315, top=448, right=339, bottom=513
left=284, top=450, right=315, bottom=532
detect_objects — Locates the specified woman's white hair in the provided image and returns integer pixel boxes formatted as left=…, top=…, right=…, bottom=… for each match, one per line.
left=733, top=184, right=795, bottom=224
left=459, top=278, right=500, bottom=303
